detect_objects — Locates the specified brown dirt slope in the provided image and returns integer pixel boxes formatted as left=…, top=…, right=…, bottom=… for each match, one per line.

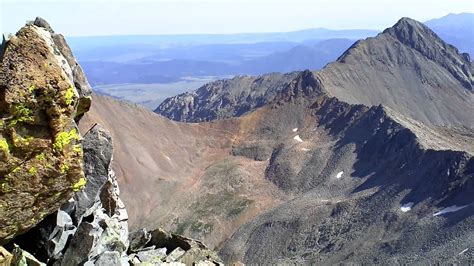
left=79, top=95, right=286, bottom=249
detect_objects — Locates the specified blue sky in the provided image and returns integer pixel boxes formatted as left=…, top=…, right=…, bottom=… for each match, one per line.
left=2, top=0, right=473, bottom=36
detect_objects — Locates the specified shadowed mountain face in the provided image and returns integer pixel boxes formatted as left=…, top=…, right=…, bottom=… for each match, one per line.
left=81, top=17, right=474, bottom=264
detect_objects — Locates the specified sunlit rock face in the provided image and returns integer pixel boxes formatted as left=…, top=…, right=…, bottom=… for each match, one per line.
left=0, top=17, right=92, bottom=244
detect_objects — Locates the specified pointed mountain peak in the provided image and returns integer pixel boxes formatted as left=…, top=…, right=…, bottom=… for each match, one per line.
left=334, top=17, right=472, bottom=90
left=383, top=17, right=440, bottom=48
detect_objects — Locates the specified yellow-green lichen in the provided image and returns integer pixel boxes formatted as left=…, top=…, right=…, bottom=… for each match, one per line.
left=13, top=135, right=33, bottom=147
left=71, top=177, right=86, bottom=192
left=53, top=128, right=80, bottom=151
left=35, top=153, right=46, bottom=160
left=28, top=84, right=36, bottom=93
left=1, top=183, right=11, bottom=193
left=11, top=166, right=20, bottom=174
left=8, top=104, right=33, bottom=127
left=60, top=164, right=69, bottom=174
left=65, top=87, right=75, bottom=105
left=72, top=144, right=82, bottom=153
left=0, top=138, right=9, bottom=153
left=28, top=167, right=37, bottom=175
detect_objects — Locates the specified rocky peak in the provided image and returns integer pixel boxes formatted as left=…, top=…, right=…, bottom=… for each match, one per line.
left=275, top=70, right=324, bottom=102
left=384, top=17, right=472, bottom=89
left=384, top=17, right=438, bottom=46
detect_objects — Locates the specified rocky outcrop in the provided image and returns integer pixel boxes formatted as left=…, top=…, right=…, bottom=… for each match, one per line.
left=8, top=124, right=222, bottom=265
left=0, top=17, right=92, bottom=244
left=383, top=17, right=472, bottom=89
left=9, top=124, right=128, bottom=264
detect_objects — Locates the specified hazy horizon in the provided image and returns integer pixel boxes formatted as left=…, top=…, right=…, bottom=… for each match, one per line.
left=2, top=0, right=473, bottom=37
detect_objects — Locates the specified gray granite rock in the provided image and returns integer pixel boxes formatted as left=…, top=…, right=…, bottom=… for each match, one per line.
left=129, top=229, right=152, bottom=253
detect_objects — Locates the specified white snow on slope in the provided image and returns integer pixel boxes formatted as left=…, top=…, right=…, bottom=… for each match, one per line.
left=433, top=205, right=468, bottom=216
left=293, top=135, right=303, bottom=142
left=400, top=202, right=414, bottom=212
left=459, top=248, right=469, bottom=255
left=292, top=128, right=298, bottom=132
left=336, top=171, right=344, bottom=179
left=301, top=148, right=310, bottom=151
left=165, top=155, right=172, bottom=161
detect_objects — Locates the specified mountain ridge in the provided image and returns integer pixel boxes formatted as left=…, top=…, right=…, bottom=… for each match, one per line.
left=156, top=18, right=473, bottom=127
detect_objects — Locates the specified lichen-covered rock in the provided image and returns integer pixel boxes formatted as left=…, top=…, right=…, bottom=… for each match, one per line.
left=0, top=18, right=91, bottom=244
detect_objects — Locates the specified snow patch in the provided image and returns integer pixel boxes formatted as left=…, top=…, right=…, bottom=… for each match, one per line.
left=292, top=128, right=298, bottom=132
left=293, top=135, right=303, bottom=142
left=433, top=205, right=468, bottom=216
left=165, top=155, right=172, bottom=161
left=301, top=148, right=310, bottom=151
left=400, top=202, right=414, bottom=212
left=459, top=248, right=469, bottom=255
left=336, top=171, right=344, bottom=179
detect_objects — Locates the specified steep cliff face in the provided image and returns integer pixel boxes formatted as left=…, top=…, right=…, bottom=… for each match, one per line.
left=0, top=18, right=92, bottom=244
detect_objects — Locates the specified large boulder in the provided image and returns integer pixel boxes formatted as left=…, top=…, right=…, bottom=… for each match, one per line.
left=0, top=18, right=92, bottom=244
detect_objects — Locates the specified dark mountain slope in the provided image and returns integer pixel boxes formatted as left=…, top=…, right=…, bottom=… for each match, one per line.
left=220, top=87, right=474, bottom=264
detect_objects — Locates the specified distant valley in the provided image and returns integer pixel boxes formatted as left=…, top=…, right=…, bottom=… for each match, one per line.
left=67, top=13, right=473, bottom=110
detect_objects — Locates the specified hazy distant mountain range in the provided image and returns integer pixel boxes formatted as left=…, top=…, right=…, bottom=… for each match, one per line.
left=71, top=13, right=473, bottom=109
left=79, top=38, right=355, bottom=85
left=425, top=13, right=474, bottom=56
